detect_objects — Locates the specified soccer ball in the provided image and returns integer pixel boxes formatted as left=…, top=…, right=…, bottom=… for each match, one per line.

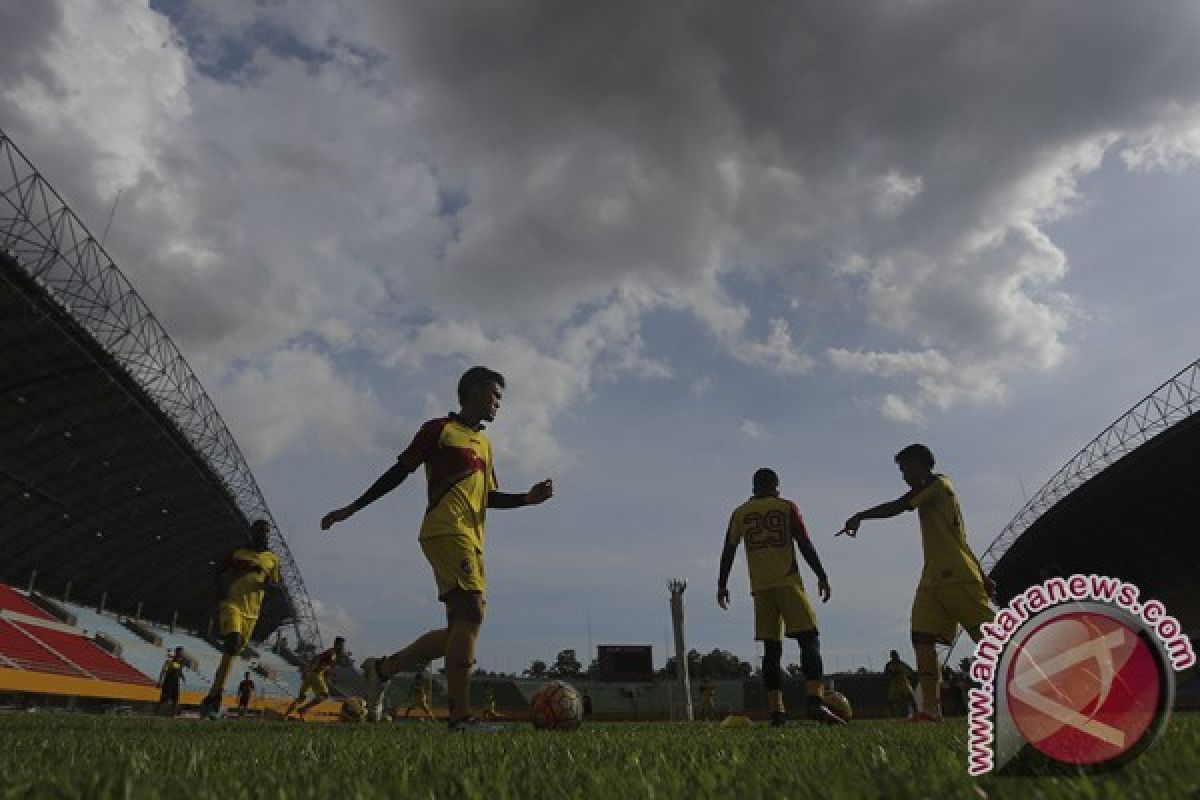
left=530, top=681, right=583, bottom=731
left=823, top=690, right=852, bottom=722
left=339, top=697, right=368, bottom=723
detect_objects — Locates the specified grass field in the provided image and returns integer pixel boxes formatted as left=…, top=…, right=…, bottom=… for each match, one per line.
left=1, top=712, right=1198, bottom=799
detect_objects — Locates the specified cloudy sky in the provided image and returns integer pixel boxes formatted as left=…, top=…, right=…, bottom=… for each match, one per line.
left=3, top=0, right=1200, bottom=673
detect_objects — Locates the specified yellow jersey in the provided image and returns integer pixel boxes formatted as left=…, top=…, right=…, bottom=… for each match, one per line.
left=220, top=547, right=281, bottom=620
left=397, top=415, right=498, bottom=550
left=160, top=657, right=185, bottom=685
left=725, top=495, right=809, bottom=593
left=884, top=659, right=913, bottom=691
left=309, top=647, right=338, bottom=677
left=901, top=474, right=984, bottom=587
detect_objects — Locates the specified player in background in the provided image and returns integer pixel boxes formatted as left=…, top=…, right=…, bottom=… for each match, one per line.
left=884, top=649, right=916, bottom=718
left=718, top=468, right=844, bottom=726
left=157, top=646, right=187, bottom=716
left=481, top=683, right=503, bottom=720
left=321, top=367, right=554, bottom=730
left=236, top=672, right=256, bottom=718
left=200, top=520, right=281, bottom=719
left=406, top=668, right=434, bottom=719
left=839, top=444, right=996, bottom=722
left=698, top=678, right=716, bottom=721
left=284, top=636, right=345, bottom=720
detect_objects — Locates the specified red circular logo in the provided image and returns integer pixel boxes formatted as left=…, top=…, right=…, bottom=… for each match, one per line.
left=1005, top=611, right=1162, bottom=766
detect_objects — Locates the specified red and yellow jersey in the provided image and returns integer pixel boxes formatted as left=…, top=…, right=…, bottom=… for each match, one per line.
left=725, top=496, right=808, bottom=593
left=220, top=547, right=281, bottom=620
left=396, top=415, right=497, bottom=549
left=901, top=474, right=984, bottom=587
left=309, top=647, right=338, bottom=677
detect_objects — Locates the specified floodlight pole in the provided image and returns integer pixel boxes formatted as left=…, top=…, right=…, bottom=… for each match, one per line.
left=667, top=578, right=694, bottom=721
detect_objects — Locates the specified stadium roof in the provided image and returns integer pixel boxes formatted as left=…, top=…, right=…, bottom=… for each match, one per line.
left=981, top=356, right=1200, bottom=634
left=0, top=130, right=320, bottom=648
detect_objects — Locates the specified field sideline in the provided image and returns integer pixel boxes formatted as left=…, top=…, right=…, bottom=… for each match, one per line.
left=2, top=712, right=1198, bottom=799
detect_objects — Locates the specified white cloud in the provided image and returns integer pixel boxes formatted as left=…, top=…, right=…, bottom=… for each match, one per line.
left=219, top=347, right=403, bottom=466
left=740, top=419, right=767, bottom=440
left=309, top=597, right=365, bottom=650
left=6, top=0, right=1200, bottom=476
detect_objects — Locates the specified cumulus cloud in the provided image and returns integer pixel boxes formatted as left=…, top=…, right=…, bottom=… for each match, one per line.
left=740, top=419, right=767, bottom=440
left=218, top=347, right=404, bottom=465
left=309, top=597, right=365, bottom=649
left=6, top=0, right=1200, bottom=475
left=369, top=0, right=1200, bottom=417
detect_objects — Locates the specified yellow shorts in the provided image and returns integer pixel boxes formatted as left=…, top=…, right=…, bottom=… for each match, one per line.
left=911, top=581, right=994, bottom=644
left=420, top=535, right=486, bottom=599
left=753, top=583, right=817, bottom=641
left=218, top=602, right=257, bottom=644
left=299, top=671, right=330, bottom=698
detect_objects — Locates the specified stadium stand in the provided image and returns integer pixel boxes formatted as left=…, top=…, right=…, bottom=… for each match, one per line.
left=56, top=594, right=302, bottom=698
left=0, top=583, right=56, bottom=622
left=1, top=131, right=338, bottom=717
left=0, top=618, right=83, bottom=676
left=0, top=580, right=306, bottom=707
left=19, top=624, right=153, bottom=685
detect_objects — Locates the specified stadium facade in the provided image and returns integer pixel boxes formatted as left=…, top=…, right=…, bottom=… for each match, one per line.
left=0, top=130, right=321, bottom=651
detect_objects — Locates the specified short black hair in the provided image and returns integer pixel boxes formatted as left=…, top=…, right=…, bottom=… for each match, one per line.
left=249, top=519, right=270, bottom=547
left=457, top=366, right=505, bottom=405
left=334, top=636, right=346, bottom=646
left=752, top=468, right=779, bottom=493
left=894, top=444, right=935, bottom=470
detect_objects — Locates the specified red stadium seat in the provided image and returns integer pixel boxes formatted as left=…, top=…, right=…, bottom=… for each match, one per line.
left=0, top=619, right=84, bottom=677
left=0, top=584, right=56, bottom=621
left=14, top=623, right=155, bottom=685
left=0, top=618, right=155, bottom=685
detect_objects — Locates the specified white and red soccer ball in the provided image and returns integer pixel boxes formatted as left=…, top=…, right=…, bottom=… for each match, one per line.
left=530, top=680, right=583, bottom=731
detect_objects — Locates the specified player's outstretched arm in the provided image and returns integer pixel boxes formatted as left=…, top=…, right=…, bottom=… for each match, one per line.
left=487, top=479, right=554, bottom=509
left=321, top=461, right=413, bottom=530
left=838, top=498, right=908, bottom=537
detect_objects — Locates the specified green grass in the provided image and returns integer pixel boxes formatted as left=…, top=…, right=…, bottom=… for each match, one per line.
left=1, top=712, right=1198, bottom=799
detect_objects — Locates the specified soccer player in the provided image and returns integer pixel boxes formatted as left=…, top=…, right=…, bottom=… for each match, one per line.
left=698, top=678, right=716, bottom=720
left=481, top=683, right=503, bottom=720
left=284, top=636, right=345, bottom=720
left=199, top=519, right=282, bottom=719
left=883, top=649, right=916, bottom=718
left=321, top=366, right=554, bottom=730
left=717, top=468, right=844, bottom=726
left=157, top=646, right=187, bottom=716
left=236, top=672, right=256, bottom=717
left=405, top=669, right=434, bottom=719
left=839, top=444, right=996, bottom=722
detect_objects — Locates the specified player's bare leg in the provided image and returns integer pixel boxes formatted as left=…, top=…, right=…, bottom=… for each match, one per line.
left=297, top=694, right=326, bottom=720
left=762, top=640, right=787, bottom=727
left=364, top=628, right=449, bottom=720
left=908, top=632, right=942, bottom=721
left=202, top=633, right=241, bottom=718
left=283, top=693, right=305, bottom=719
left=377, top=629, right=449, bottom=677
left=445, top=621, right=480, bottom=722
left=442, top=590, right=486, bottom=729
left=795, top=630, right=845, bottom=725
